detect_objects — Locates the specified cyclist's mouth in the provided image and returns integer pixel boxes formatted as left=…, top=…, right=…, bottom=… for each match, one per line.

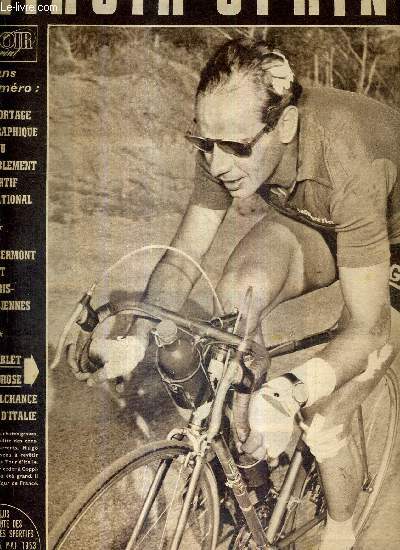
left=222, top=178, right=242, bottom=192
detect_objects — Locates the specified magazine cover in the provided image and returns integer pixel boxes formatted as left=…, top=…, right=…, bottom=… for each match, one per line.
left=0, top=1, right=399, bottom=549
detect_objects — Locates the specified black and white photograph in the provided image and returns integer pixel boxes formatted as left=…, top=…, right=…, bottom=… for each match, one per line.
left=46, top=26, right=400, bottom=549
left=1, top=2, right=400, bottom=547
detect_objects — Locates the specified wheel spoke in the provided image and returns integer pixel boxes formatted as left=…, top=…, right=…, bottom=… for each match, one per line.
left=136, top=497, right=174, bottom=545
left=50, top=442, right=218, bottom=550
left=157, top=460, right=186, bottom=549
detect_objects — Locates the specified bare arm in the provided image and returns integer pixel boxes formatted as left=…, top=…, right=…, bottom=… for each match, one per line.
left=131, top=204, right=226, bottom=339
left=317, top=260, right=391, bottom=387
left=240, top=260, right=392, bottom=455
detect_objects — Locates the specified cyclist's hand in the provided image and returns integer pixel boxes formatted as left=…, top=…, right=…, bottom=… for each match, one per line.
left=87, top=335, right=148, bottom=386
left=299, top=414, right=346, bottom=463
left=241, top=377, right=300, bottom=460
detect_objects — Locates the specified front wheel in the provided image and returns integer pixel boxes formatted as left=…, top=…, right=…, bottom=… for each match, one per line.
left=49, top=440, right=220, bottom=550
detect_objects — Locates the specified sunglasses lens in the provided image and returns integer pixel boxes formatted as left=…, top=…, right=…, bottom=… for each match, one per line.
left=185, top=135, right=214, bottom=153
left=185, top=133, right=253, bottom=157
left=218, top=141, right=252, bottom=157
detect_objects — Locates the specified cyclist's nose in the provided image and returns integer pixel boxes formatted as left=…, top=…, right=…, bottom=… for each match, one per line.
left=208, top=144, right=233, bottom=178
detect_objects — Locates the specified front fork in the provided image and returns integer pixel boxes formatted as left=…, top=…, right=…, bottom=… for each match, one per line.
left=129, top=427, right=270, bottom=550
left=147, top=431, right=308, bottom=550
left=126, top=430, right=323, bottom=550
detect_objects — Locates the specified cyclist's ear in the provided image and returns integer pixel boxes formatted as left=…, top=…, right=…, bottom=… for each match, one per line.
left=277, top=105, right=298, bottom=144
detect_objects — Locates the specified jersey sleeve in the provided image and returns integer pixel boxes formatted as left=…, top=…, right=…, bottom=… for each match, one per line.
left=189, top=152, right=233, bottom=210
left=326, top=135, right=396, bottom=268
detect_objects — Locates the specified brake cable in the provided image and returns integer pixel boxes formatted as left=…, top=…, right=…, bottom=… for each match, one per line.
left=50, top=245, right=224, bottom=370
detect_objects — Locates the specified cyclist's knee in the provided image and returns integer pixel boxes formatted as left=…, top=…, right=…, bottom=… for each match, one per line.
left=217, top=262, right=268, bottom=308
left=217, top=220, right=306, bottom=311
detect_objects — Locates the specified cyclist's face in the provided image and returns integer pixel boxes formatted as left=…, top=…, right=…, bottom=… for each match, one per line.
left=195, top=79, right=286, bottom=199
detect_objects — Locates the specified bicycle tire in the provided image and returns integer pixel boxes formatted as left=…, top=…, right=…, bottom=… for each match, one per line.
left=281, top=369, right=399, bottom=550
left=49, top=439, right=220, bottom=550
left=353, top=368, right=399, bottom=538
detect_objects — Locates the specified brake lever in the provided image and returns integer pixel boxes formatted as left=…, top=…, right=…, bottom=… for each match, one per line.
left=49, top=284, right=97, bottom=370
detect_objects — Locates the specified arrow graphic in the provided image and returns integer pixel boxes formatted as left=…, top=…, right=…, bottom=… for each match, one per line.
left=24, top=355, right=39, bottom=385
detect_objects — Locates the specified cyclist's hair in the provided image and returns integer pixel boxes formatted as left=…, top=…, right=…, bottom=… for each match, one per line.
left=197, top=39, right=302, bottom=131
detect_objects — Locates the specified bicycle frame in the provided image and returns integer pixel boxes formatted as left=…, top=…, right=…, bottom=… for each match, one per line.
left=115, top=311, right=326, bottom=549
left=60, top=297, right=380, bottom=550
left=127, top=413, right=322, bottom=549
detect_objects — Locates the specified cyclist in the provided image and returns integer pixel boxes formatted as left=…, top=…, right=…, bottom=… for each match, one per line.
left=70, top=39, right=400, bottom=549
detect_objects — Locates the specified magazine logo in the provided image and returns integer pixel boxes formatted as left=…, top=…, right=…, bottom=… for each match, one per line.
left=0, top=27, right=37, bottom=62
left=390, top=263, right=400, bottom=290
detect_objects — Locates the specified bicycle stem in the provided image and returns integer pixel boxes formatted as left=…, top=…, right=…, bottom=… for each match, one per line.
left=169, top=304, right=265, bottom=548
left=207, top=351, right=243, bottom=440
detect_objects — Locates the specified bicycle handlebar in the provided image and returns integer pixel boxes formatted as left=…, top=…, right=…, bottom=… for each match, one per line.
left=50, top=294, right=340, bottom=439
left=87, top=300, right=339, bottom=359
left=51, top=293, right=339, bottom=374
left=104, top=301, right=268, bottom=357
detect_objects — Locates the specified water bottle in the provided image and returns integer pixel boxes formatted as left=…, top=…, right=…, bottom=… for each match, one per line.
left=155, top=319, right=212, bottom=410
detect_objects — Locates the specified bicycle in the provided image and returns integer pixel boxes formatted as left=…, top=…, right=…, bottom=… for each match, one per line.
left=49, top=292, right=399, bottom=550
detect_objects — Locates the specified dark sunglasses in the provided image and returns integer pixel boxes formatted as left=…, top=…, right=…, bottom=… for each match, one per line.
left=185, top=122, right=272, bottom=158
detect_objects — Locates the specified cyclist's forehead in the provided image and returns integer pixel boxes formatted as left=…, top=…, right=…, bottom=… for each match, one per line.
left=195, top=80, right=263, bottom=140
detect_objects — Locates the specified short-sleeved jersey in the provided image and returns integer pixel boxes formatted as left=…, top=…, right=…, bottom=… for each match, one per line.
left=190, top=88, right=400, bottom=268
